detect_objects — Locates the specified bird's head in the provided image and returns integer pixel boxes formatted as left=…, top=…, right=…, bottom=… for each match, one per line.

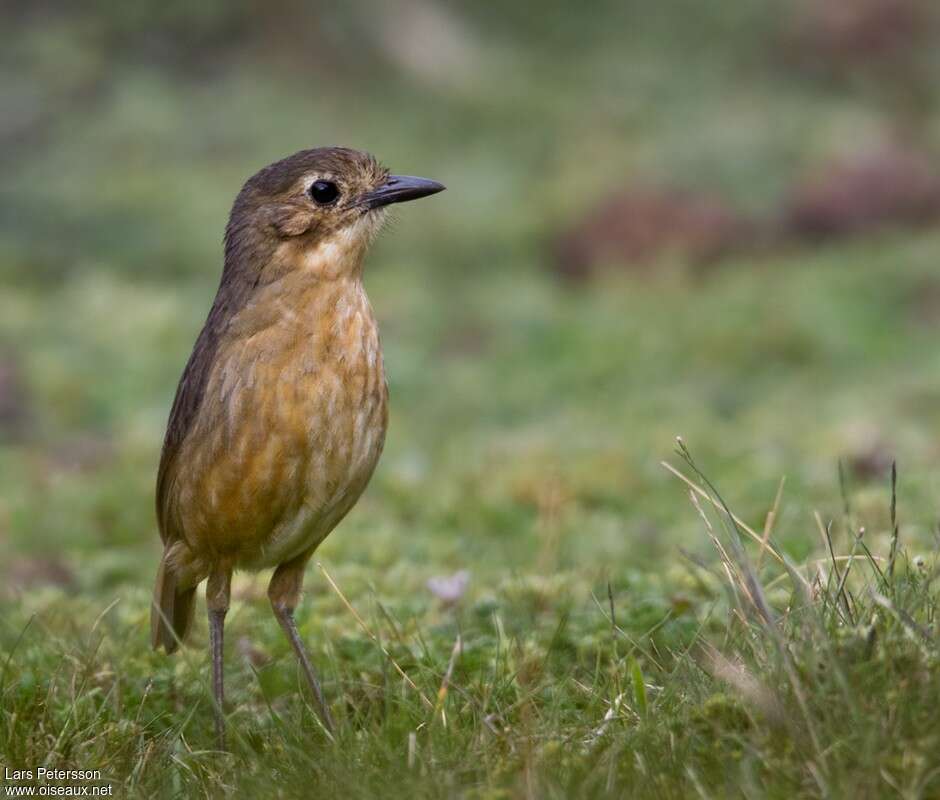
left=223, top=146, right=444, bottom=284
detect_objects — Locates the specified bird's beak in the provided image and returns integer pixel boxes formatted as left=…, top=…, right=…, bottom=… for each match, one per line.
left=363, top=175, right=446, bottom=209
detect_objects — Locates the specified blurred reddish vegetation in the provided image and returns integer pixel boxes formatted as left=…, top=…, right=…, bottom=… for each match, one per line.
left=785, top=0, right=934, bottom=70
left=552, top=188, right=755, bottom=281
left=783, top=142, right=940, bottom=240
left=781, top=0, right=938, bottom=127
left=0, top=354, right=30, bottom=439
left=550, top=0, right=940, bottom=282
left=846, top=441, right=895, bottom=483
left=553, top=141, right=940, bottom=281
left=5, top=556, right=75, bottom=593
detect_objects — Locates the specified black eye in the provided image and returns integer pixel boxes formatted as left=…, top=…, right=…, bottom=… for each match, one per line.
left=309, top=180, right=340, bottom=205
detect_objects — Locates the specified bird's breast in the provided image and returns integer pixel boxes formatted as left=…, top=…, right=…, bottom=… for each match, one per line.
left=171, top=279, right=389, bottom=568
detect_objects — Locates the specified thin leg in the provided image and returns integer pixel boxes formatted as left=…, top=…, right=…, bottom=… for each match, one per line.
left=206, top=565, right=232, bottom=751
left=269, top=554, right=335, bottom=734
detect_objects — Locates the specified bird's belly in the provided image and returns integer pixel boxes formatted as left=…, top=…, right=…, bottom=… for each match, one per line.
left=247, top=382, right=388, bottom=569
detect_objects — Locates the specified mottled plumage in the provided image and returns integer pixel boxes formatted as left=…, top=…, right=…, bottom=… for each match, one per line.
left=151, top=147, right=443, bottom=747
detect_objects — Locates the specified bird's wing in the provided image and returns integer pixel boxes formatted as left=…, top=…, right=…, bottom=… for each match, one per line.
left=156, top=318, right=224, bottom=544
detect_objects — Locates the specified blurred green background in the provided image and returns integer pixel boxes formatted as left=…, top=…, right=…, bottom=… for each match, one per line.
left=3, top=0, right=940, bottom=634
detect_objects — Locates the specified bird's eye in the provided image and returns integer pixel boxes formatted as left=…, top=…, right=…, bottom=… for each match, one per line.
left=309, top=180, right=340, bottom=205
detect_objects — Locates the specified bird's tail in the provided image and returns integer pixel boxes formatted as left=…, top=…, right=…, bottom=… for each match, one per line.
left=151, top=552, right=197, bottom=654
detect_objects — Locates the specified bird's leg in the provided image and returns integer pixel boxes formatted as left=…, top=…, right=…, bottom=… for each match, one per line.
left=206, top=564, right=232, bottom=751
left=268, top=552, right=335, bottom=734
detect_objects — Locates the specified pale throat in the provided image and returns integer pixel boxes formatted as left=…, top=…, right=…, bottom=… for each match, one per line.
left=249, top=212, right=387, bottom=343
left=297, top=211, right=386, bottom=282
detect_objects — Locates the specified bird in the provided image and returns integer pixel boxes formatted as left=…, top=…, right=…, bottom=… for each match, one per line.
left=150, top=146, right=444, bottom=748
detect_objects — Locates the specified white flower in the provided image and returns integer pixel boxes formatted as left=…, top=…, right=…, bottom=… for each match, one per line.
left=427, top=570, right=470, bottom=603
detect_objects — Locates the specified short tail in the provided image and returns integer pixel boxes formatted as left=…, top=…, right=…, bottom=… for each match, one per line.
left=151, top=553, right=197, bottom=653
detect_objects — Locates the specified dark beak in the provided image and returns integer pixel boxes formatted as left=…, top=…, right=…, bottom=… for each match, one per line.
left=363, top=175, right=445, bottom=209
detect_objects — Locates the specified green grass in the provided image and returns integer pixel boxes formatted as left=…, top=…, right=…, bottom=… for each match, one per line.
left=2, top=445, right=939, bottom=797
left=3, top=2, right=940, bottom=797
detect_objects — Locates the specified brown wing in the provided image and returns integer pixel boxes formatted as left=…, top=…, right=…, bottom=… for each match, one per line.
left=155, top=307, right=226, bottom=544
